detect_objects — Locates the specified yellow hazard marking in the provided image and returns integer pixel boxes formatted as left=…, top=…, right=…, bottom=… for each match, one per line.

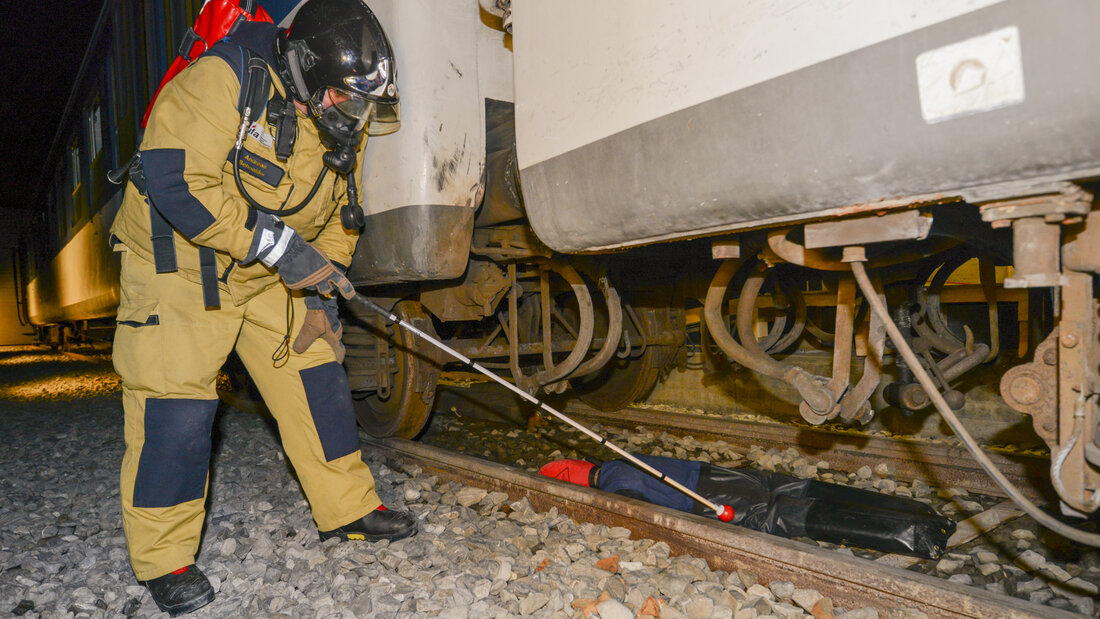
left=346, top=533, right=367, bottom=541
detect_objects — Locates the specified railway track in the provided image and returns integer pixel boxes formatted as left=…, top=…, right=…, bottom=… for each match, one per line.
left=560, top=403, right=1052, bottom=504
left=366, top=437, right=1074, bottom=619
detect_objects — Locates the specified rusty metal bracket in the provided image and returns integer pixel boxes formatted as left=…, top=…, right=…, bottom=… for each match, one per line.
left=979, top=185, right=1093, bottom=289
left=504, top=262, right=595, bottom=394
left=564, top=275, right=624, bottom=380
left=471, top=225, right=553, bottom=261
left=1001, top=330, right=1059, bottom=447
left=978, top=253, right=1000, bottom=362
left=705, top=259, right=835, bottom=416
left=979, top=184, right=1092, bottom=224
left=799, top=276, right=855, bottom=425
left=804, top=210, right=932, bottom=249
left=837, top=276, right=884, bottom=424
left=1056, top=271, right=1100, bottom=513
left=1063, top=209, right=1100, bottom=274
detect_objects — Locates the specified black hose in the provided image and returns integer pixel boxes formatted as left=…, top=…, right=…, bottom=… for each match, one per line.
left=233, top=146, right=329, bottom=217
left=230, top=59, right=329, bottom=217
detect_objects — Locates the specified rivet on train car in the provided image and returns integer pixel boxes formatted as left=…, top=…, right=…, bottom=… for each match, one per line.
left=1061, top=333, right=1079, bottom=348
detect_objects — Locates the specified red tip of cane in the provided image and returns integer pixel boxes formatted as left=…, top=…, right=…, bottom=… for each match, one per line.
left=717, top=505, right=734, bottom=522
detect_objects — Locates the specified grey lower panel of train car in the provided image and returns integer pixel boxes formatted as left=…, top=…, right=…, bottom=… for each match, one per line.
left=347, top=204, right=474, bottom=285
left=519, top=0, right=1100, bottom=253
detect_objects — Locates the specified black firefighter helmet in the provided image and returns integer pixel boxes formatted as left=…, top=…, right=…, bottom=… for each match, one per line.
left=276, top=0, right=400, bottom=139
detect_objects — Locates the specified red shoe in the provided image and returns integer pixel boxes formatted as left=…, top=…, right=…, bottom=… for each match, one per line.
left=538, top=459, right=596, bottom=486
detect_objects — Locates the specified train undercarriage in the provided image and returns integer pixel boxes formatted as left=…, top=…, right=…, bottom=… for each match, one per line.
left=344, top=185, right=1100, bottom=521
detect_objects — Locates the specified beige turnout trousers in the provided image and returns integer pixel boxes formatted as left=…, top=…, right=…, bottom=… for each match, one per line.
left=114, top=249, right=379, bottom=581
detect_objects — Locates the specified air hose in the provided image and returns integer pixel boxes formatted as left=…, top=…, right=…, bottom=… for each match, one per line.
left=233, top=146, right=328, bottom=217
left=347, top=293, right=735, bottom=522
left=849, top=259, right=1100, bottom=547
left=230, top=59, right=328, bottom=217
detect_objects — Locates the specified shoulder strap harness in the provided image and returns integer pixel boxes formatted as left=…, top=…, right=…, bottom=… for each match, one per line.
left=117, top=20, right=285, bottom=309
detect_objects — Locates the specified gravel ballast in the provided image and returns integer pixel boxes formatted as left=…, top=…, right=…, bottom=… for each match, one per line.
left=2, top=345, right=1097, bottom=618
left=0, top=347, right=851, bottom=618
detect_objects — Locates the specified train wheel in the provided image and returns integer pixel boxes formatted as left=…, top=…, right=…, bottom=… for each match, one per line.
left=571, top=306, right=678, bottom=411
left=349, top=300, right=441, bottom=439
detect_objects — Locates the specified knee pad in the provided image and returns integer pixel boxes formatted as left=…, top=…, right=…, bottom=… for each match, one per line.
left=300, top=362, right=359, bottom=461
left=133, top=398, right=218, bottom=508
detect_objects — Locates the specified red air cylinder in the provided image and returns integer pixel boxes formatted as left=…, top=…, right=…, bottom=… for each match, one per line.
left=142, top=0, right=274, bottom=127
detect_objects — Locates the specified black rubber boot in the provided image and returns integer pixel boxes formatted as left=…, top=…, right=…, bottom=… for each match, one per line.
left=319, top=507, right=419, bottom=542
left=144, top=565, right=214, bottom=616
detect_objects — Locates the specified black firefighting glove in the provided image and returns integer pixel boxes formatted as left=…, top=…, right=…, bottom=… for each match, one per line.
left=293, top=291, right=345, bottom=362
left=243, top=213, right=355, bottom=299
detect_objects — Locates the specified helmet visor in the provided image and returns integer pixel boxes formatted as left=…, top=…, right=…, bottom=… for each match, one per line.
left=327, top=88, right=373, bottom=121
left=325, top=88, right=401, bottom=136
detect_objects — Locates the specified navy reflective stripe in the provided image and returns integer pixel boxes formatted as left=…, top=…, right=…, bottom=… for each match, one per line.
left=141, top=148, right=217, bottom=239
left=133, top=398, right=218, bottom=508
left=118, top=315, right=160, bottom=328
left=300, top=362, right=359, bottom=462
left=148, top=197, right=178, bottom=273
left=199, top=246, right=220, bottom=308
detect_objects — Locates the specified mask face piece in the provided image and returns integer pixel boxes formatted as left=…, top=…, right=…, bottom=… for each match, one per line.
left=314, top=102, right=363, bottom=154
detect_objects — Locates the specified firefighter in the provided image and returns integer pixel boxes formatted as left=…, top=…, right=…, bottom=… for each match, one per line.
left=109, top=0, right=413, bottom=614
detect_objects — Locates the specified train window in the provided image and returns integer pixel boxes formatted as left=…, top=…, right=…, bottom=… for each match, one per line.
left=86, top=101, right=103, bottom=161
left=69, top=142, right=81, bottom=196
left=68, top=135, right=86, bottom=227
left=85, top=91, right=110, bottom=206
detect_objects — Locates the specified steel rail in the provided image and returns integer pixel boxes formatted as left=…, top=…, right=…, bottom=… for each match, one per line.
left=561, top=403, right=1051, bottom=503
left=364, top=437, right=1072, bottom=619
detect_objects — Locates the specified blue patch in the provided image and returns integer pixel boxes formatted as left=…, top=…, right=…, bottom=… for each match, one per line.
left=599, top=455, right=701, bottom=513
left=141, top=148, right=217, bottom=239
left=133, top=398, right=218, bottom=508
left=300, top=363, right=359, bottom=461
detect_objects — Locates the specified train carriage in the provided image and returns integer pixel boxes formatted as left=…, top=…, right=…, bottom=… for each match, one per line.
left=22, top=0, right=1100, bottom=527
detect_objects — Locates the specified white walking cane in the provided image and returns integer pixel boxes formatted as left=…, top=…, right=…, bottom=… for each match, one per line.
left=349, top=294, right=735, bottom=522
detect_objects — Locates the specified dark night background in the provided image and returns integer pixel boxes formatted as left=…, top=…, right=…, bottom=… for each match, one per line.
left=0, top=1, right=107, bottom=212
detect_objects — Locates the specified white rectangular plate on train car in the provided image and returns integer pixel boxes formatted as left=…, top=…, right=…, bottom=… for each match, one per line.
left=916, top=26, right=1025, bottom=124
